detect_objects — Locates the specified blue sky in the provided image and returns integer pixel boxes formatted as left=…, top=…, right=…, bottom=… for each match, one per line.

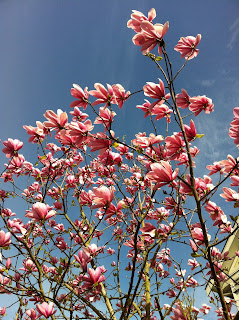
left=0, top=0, right=238, bottom=165
left=0, top=0, right=239, bottom=317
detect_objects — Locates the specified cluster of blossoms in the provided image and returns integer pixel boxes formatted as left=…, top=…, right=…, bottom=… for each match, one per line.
left=0, top=7, right=238, bottom=320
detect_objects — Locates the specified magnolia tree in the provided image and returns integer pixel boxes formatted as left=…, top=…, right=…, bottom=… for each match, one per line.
left=0, top=8, right=239, bottom=320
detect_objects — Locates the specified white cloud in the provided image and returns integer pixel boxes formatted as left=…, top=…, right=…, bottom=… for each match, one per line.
left=227, top=17, right=239, bottom=50
left=201, top=79, right=215, bottom=87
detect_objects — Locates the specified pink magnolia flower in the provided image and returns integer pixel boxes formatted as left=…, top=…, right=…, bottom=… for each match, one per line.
left=44, top=109, right=68, bottom=132
left=83, top=243, right=102, bottom=256
left=99, top=150, right=122, bottom=166
left=23, top=121, right=46, bottom=143
left=165, top=134, right=185, bottom=159
left=127, top=8, right=156, bottom=33
left=36, top=302, right=56, bottom=318
left=0, top=307, right=6, bottom=316
left=189, top=95, right=214, bottom=116
left=140, top=222, right=157, bottom=237
left=189, top=239, right=198, bottom=252
left=191, top=223, right=210, bottom=245
left=88, top=132, right=113, bottom=155
left=25, top=308, right=38, bottom=320
left=70, top=107, right=88, bottom=122
left=166, top=289, right=177, bottom=298
left=188, top=258, right=199, bottom=270
left=82, top=267, right=105, bottom=289
left=206, top=161, right=223, bottom=176
left=220, top=154, right=239, bottom=174
left=74, top=250, right=92, bottom=272
left=229, top=107, right=239, bottom=146
left=0, top=230, right=11, bottom=247
left=132, top=20, right=169, bottom=56
left=174, top=34, right=201, bottom=60
left=2, top=138, right=23, bottom=158
left=112, top=84, right=130, bottom=109
left=143, top=79, right=170, bottom=109
left=178, top=120, right=197, bottom=142
left=8, top=218, right=27, bottom=235
left=92, top=186, right=114, bottom=209
left=67, top=119, right=94, bottom=146
left=200, top=304, right=211, bottom=315
left=25, top=202, right=56, bottom=222
left=205, top=201, right=226, bottom=223
left=220, top=187, right=239, bottom=202
left=89, top=83, right=116, bottom=108
left=19, top=258, right=37, bottom=273
left=0, top=274, right=11, bottom=294
left=147, top=161, right=179, bottom=188
left=170, top=303, right=188, bottom=319
left=94, top=107, right=116, bottom=131
left=136, top=99, right=151, bottom=117
left=230, top=175, right=239, bottom=186
left=176, top=89, right=191, bottom=109
left=70, top=84, right=89, bottom=110
left=151, top=104, right=173, bottom=122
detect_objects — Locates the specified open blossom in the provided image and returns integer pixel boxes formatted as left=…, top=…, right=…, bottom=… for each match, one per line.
left=112, top=84, right=130, bottom=109
left=176, top=89, right=191, bottom=109
left=92, top=186, right=114, bottom=209
left=189, top=95, right=214, bottom=116
left=25, top=308, right=38, bottom=320
left=0, top=230, right=11, bottom=247
left=25, top=202, right=56, bottom=222
left=19, top=258, right=37, bottom=273
left=70, top=84, right=89, bottom=110
left=206, top=161, right=223, bottom=176
left=132, top=20, right=169, bottom=56
left=177, top=120, right=197, bottom=142
left=147, top=161, right=179, bottom=188
left=94, top=107, right=116, bottom=131
left=89, top=83, right=116, bottom=108
left=23, top=121, right=46, bottom=143
left=136, top=99, right=151, bottom=117
left=191, top=223, right=211, bottom=245
left=70, top=107, right=88, bottom=122
left=127, top=8, right=156, bottom=33
left=205, top=201, right=227, bottom=223
left=165, top=134, right=185, bottom=159
left=74, top=250, right=91, bottom=272
left=36, top=302, right=56, bottom=318
left=143, top=79, right=170, bottom=109
left=88, top=132, right=113, bottom=154
left=174, top=34, right=201, bottom=60
left=140, top=222, right=157, bottom=237
left=0, top=274, right=11, bottom=294
left=220, top=187, right=239, bottom=202
left=188, top=258, right=199, bottom=270
left=229, top=107, right=239, bottom=146
left=44, top=109, right=68, bottom=132
left=82, top=267, right=105, bottom=290
left=67, top=119, right=94, bottom=146
left=2, top=138, right=23, bottom=158
left=151, top=104, right=173, bottom=122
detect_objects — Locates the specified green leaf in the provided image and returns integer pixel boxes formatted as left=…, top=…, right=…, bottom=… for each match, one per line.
left=156, top=56, right=163, bottom=61
left=191, top=252, right=203, bottom=258
left=112, top=142, right=119, bottom=148
left=196, top=134, right=204, bottom=139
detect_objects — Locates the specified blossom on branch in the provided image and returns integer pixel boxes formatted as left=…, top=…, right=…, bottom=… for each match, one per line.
left=174, top=34, right=201, bottom=60
left=127, top=8, right=156, bottom=33
left=132, top=20, right=169, bottom=56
